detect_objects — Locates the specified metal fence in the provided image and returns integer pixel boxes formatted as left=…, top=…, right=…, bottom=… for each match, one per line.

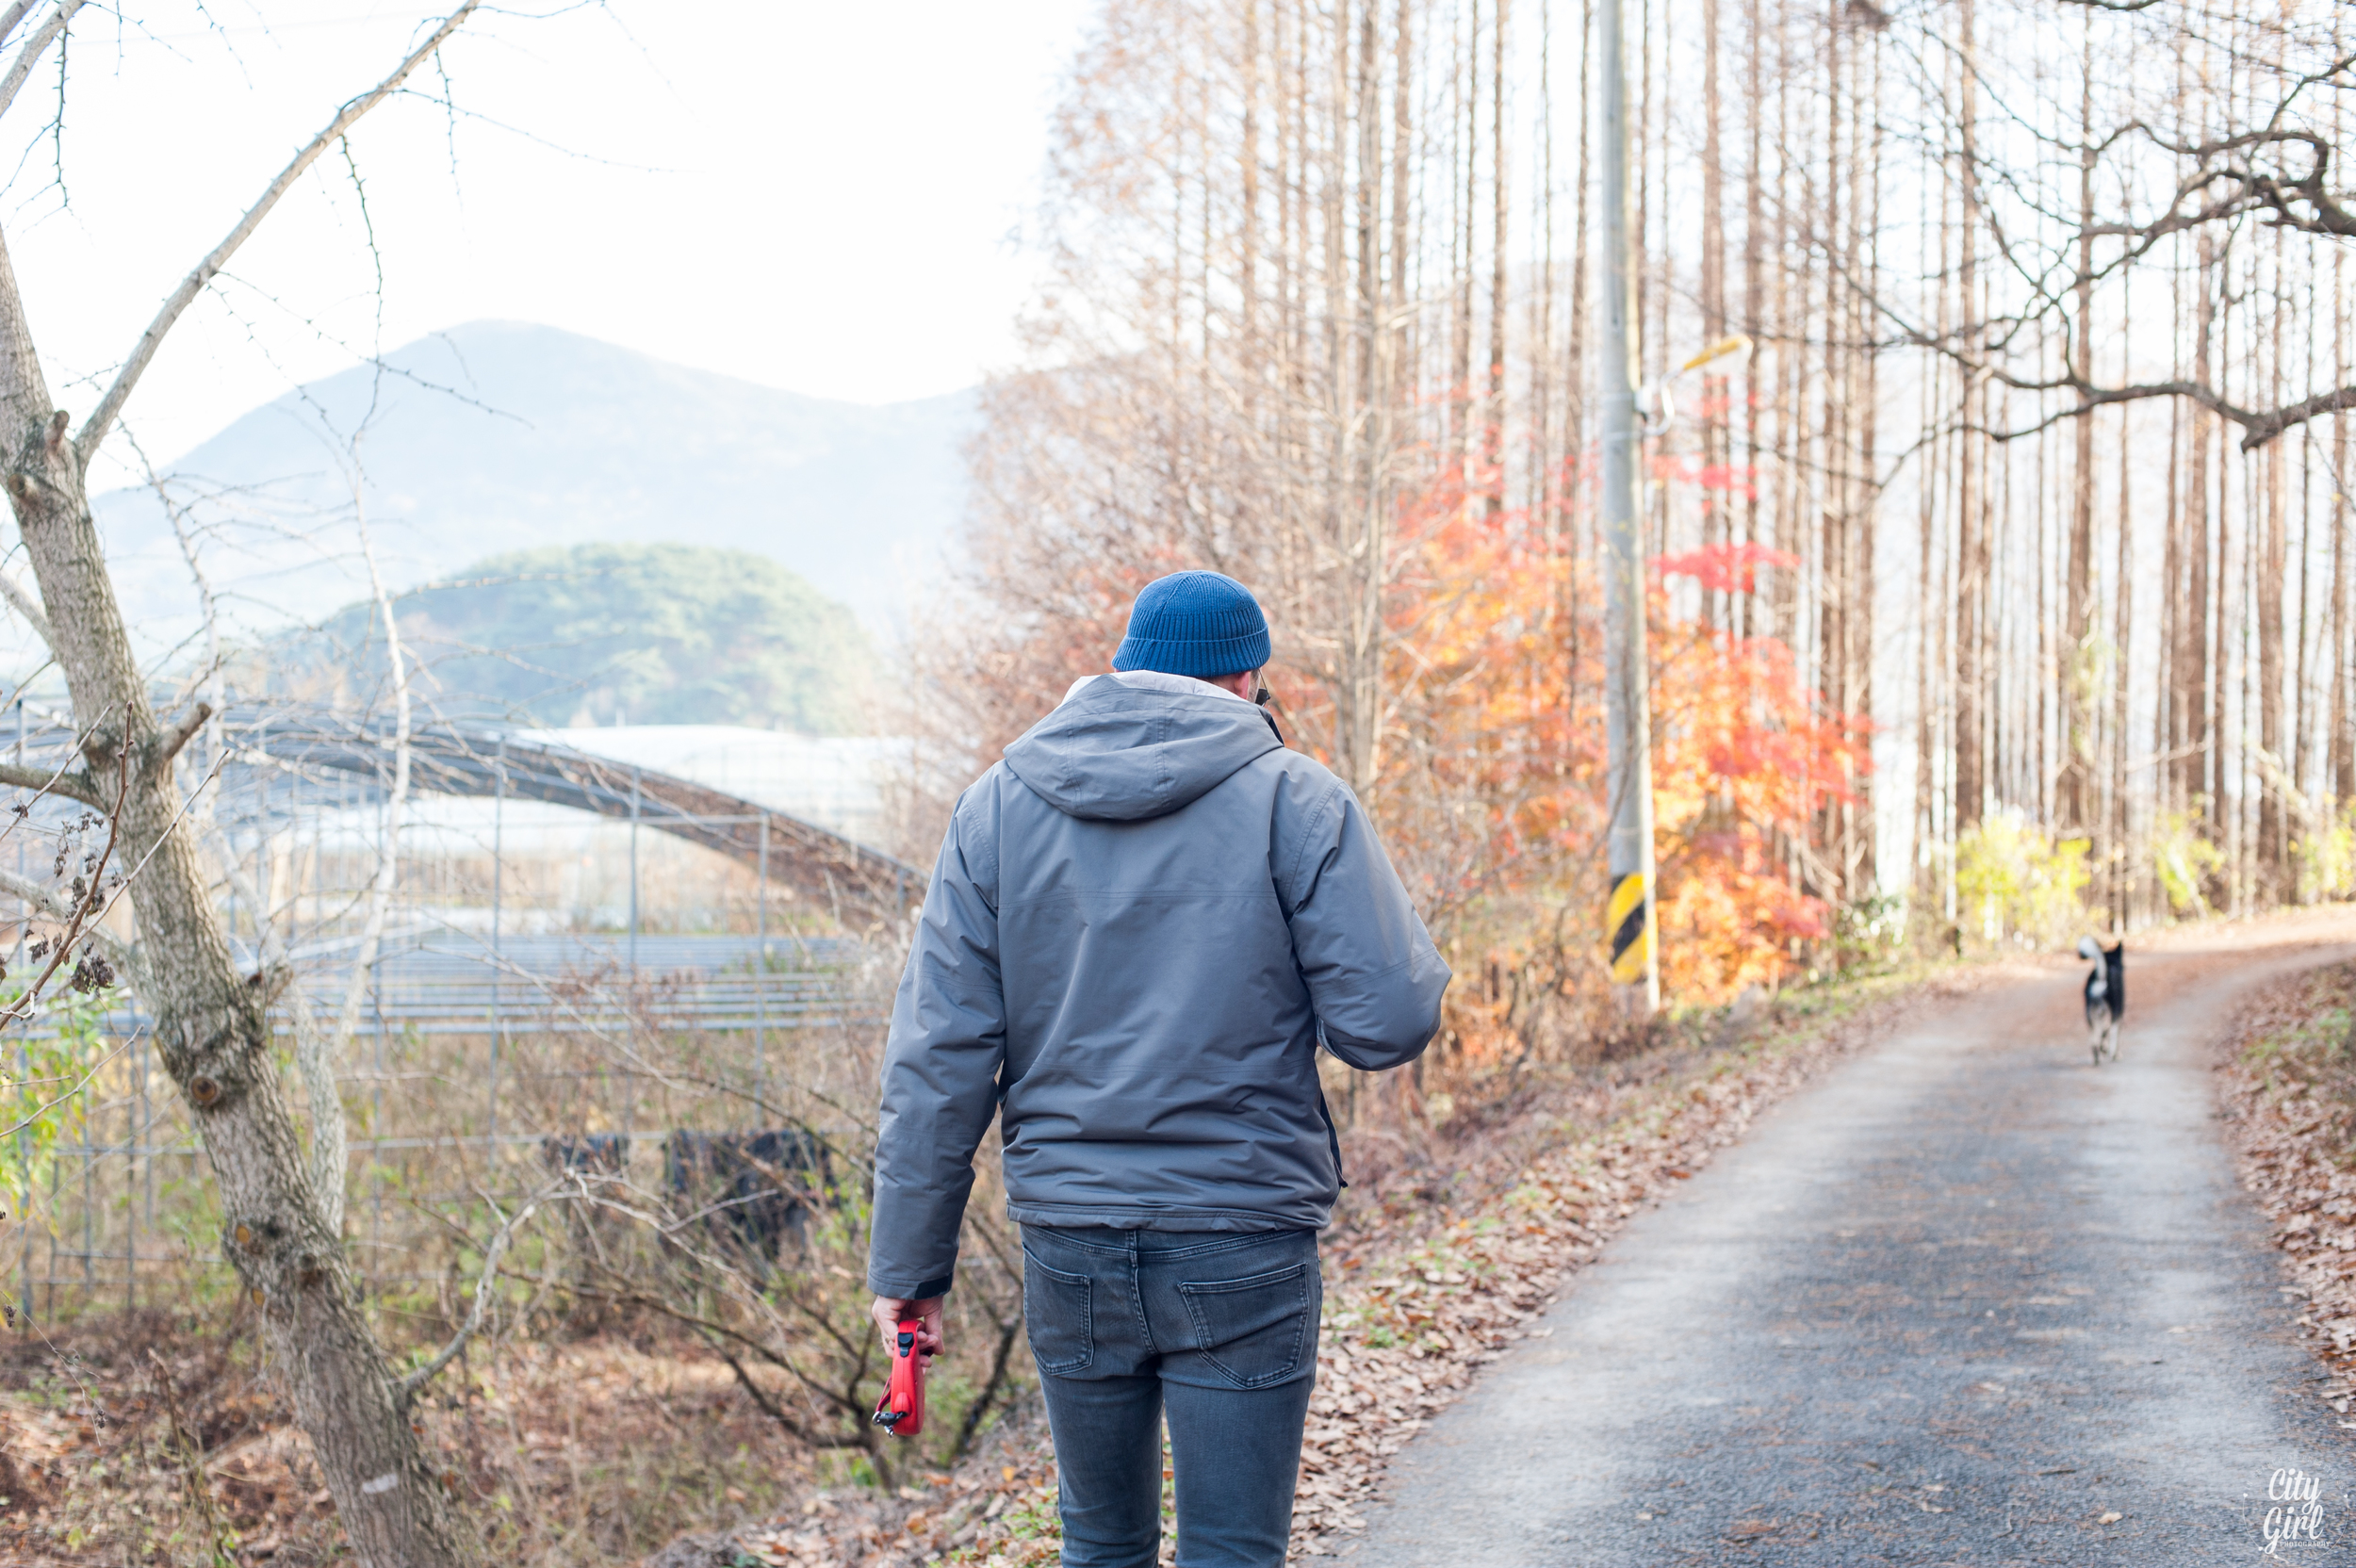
left=3, top=704, right=910, bottom=1323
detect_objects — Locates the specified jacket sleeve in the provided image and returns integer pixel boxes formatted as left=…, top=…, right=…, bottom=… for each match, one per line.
left=1280, top=777, right=1451, bottom=1071
left=868, top=789, right=1005, bottom=1299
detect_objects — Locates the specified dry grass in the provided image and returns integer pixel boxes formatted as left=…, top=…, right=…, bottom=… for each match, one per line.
left=0, top=1305, right=823, bottom=1566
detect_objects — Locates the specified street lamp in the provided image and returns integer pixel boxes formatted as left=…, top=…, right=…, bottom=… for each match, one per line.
left=1644, top=334, right=1755, bottom=434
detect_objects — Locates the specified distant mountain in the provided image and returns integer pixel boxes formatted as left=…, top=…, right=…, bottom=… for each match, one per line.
left=269, top=544, right=873, bottom=733
left=90, top=321, right=974, bottom=648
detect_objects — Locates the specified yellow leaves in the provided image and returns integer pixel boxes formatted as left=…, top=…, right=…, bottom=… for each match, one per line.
left=2152, top=805, right=2227, bottom=916
left=1953, top=813, right=2090, bottom=947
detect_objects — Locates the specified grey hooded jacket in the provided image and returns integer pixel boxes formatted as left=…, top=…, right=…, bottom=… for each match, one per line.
left=867, top=674, right=1451, bottom=1299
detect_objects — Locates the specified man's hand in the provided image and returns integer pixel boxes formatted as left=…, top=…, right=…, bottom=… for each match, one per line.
left=871, top=1294, right=946, bottom=1360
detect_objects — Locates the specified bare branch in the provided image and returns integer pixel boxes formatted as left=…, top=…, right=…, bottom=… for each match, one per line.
left=0, top=1, right=79, bottom=126
left=2152, top=125, right=2356, bottom=238
left=0, top=4, right=42, bottom=51
left=0, top=1032, right=125, bottom=1139
left=953, top=1315, right=1024, bottom=1461
left=0, top=738, right=127, bottom=1027
left=2241, top=385, right=2356, bottom=450
left=0, top=756, right=100, bottom=809
left=65, top=744, right=227, bottom=961
left=1976, top=366, right=2356, bottom=452
left=133, top=434, right=221, bottom=748
left=701, top=1338, right=851, bottom=1448
left=585, top=1281, right=875, bottom=1419
left=150, top=700, right=211, bottom=775
left=0, top=563, right=50, bottom=649
left=394, top=1181, right=559, bottom=1406
left=330, top=483, right=410, bottom=1089
left=75, top=2, right=483, bottom=459
left=0, top=861, right=138, bottom=987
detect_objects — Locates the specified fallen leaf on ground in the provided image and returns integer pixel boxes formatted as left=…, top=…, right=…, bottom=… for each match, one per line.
left=2216, top=964, right=2356, bottom=1439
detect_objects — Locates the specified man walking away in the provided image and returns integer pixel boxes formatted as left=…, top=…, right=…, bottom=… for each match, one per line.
left=869, top=570, right=1450, bottom=1568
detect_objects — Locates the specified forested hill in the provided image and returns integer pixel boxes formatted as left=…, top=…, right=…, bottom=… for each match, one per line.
left=89, top=320, right=974, bottom=645
left=262, top=543, right=874, bottom=734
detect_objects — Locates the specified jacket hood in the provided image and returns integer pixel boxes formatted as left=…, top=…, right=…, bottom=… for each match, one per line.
left=1002, top=675, right=1282, bottom=822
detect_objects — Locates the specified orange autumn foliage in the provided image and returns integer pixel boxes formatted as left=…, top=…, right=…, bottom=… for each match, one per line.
left=1343, top=466, right=1869, bottom=1019
left=1647, top=585, right=1872, bottom=1002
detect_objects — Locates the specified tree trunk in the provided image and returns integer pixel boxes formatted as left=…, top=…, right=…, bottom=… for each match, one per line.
left=2061, top=53, right=2097, bottom=835
left=2180, top=237, right=2215, bottom=824
left=1849, top=28, right=1882, bottom=896
left=1953, top=0, right=1985, bottom=831
left=1449, top=1, right=1476, bottom=460
left=2258, top=438, right=2287, bottom=896
left=1485, top=0, right=1509, bottom=515
left=0, top=229, right=481, bottom=1568
left=1698, top=0, right=1725, bottom=632
left=2334, top=222, right=2353, bottom=806
left=2112, top=283, right=2135, bottom=925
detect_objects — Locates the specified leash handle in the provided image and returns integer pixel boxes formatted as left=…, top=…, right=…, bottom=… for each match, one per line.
left=872, top=1317, right=927, bottom=1437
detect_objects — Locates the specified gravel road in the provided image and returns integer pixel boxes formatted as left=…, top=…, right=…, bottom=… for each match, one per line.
left=1345, top=939, right=2356, bottom=1566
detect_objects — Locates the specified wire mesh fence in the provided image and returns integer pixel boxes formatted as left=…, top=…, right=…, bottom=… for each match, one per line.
left=1, top=701, right=908, bottom=1325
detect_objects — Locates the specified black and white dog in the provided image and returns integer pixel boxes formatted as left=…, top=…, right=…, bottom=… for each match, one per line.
left=2077, top=936, right=2124, bottom=1065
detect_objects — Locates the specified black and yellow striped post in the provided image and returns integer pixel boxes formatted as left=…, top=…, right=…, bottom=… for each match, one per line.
left=1606, top=870, right=1651, bottom=987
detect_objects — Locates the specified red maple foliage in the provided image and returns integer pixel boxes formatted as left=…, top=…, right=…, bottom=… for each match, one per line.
left=1647, top=551, right=1871, bottom=999
left=1653, top=541, right=1794, bottom=596
left=1359, top=470, right=1868, bottom=1014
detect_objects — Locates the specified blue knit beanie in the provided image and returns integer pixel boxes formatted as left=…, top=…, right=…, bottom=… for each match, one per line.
left=1112, top=570, right=1271, bottom=678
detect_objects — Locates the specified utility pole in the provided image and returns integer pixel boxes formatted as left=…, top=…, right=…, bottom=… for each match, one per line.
left=1596, top=0, right=1659, bottom=1013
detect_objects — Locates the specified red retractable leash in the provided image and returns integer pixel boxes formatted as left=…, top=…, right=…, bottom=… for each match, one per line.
left=872, top=1318, right=926, bottom=1438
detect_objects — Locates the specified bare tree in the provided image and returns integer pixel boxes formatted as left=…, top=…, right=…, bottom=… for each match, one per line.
left=940, top=0, right=2356, bottom=988
left=0, top=6, right=490, bottom=1563
left=1892, top=8, right=2356, bottom=453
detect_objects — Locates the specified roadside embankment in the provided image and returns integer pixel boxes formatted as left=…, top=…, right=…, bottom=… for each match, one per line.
left=2216, top=959, right=2356, bottom=1436
left=701, top=962, right=1985, bottom=1568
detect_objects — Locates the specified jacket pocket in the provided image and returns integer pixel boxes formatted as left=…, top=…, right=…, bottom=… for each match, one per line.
left=1317, top=1088, right=1349, bottom=1189
left=1022, top=1252, right=1095, bottom=1375
left=1178, top=1262, right=1313, bottom=1388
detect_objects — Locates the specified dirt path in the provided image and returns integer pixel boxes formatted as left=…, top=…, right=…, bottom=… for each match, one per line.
left=1345, top=930, right=2356, bottom=1566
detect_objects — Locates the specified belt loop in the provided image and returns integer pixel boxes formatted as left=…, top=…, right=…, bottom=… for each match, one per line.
left=1127, top=1233, right=1156, bottom=1355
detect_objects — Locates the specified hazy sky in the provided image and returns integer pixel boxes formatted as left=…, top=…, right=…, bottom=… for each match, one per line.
left=5, top=1, right=1094, bottom=486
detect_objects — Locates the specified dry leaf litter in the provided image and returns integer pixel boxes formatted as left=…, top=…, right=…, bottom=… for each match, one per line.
left=708, top=970, right=1970, bottom=1568
left=2215, top=958, right=2356, bottom=1436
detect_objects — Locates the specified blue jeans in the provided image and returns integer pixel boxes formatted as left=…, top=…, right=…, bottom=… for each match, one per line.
left=1021, top=1224, right=1322, bottom=1568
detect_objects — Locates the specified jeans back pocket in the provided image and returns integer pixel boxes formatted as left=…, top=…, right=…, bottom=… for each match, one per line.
left=1022, top=1251, right=1095, bottom=1375
left=1177, top=1262, right=1312, bottom=1388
